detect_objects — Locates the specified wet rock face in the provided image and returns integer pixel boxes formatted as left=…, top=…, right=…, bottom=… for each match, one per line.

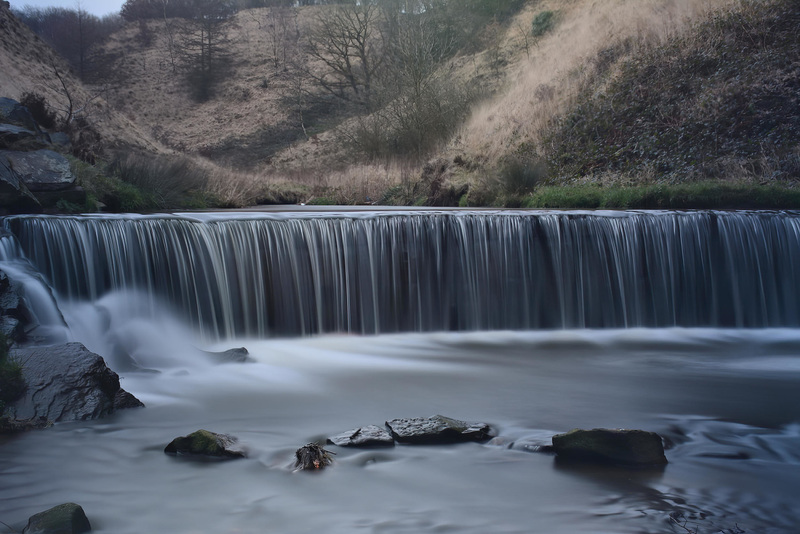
left=8, top=342, right=144, bottom=423
left=164, top=429, right=247, bottom=459
left=551, top=428, right=668, bottom=466
left=22, top=502, right=91, bottom=534
left=328, top=425, right=395, bottom=448
left=385, top=415, right=495, bottom=445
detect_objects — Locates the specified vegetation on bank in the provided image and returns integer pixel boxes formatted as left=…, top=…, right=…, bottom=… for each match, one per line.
left=522, top=182, right=800, bottom=210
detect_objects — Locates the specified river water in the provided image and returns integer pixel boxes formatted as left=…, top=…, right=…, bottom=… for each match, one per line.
left=1, top=210, right=799, bottom=533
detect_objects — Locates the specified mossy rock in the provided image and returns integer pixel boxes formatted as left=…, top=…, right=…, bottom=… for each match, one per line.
left=164, top=429, right=246, bottom=459
left=551, top=428, right=667, bottom=466
left=23, top=502, right=91, bottom=534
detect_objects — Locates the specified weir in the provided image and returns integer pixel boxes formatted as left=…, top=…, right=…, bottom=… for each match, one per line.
left=2, top=210, right=800, bottom=339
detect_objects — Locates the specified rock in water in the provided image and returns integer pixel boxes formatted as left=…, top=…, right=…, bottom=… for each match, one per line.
left=385, top=415, right=494, bottom=445
left=294, top=443, right=335, bottom=470
left=8, top=342, right=144, bottom=423
left=328, top=425, right=395, bottom=448
left=23, top=502, right=91, bottom=534
left=203, top=346, right=252, bottom=363
left=164, top=429, right=247, bottom=459
left=551, top=428, right=668, bottom=466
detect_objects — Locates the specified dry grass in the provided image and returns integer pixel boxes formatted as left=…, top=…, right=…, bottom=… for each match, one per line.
left=451, top=0, right=732, bottom=166
left=203, top=160, right=411, bottom=207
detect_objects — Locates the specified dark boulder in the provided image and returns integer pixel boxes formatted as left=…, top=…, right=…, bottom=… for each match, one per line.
left=164, top=429, right=247, bottom=459
left=551, top=428, right=668, bottom=466
left=7, top=342, right=144, bottom=423
left=0, top=149, right=75, bottom=192
left=294, top=442, right=335, bottom=470
left=22, top=502, right=91, bottom=534
left=0, top=97, right=39, bottom=132
left=0, top=124, right=37, bottom=147
left=328, top=425, right=395, bottom=448
left=385, top=415, right=494, bottom=445
left=0, top=152, right=40, bottom=212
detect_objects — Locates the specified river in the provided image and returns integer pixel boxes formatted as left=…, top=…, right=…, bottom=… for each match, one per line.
left=0, top=210, right=798, bottom=533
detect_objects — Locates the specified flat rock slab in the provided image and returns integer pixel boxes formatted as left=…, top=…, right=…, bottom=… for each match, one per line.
left=386, top=415, right=494, bottom=445
left=551, top=428, right=668, bottom=466
left=9, top=342, right=144, bottom=423
left=328, top=425, right=395, bottom=447
left=23, top=502, right=91, bottom=534
left=165, top=429, right=247, bottom=459
left=0, top=149, right=75, bottom=191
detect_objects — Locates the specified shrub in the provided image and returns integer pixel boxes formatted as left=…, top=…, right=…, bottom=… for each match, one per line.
left=19, top=91, right=58, bottom=130
left=109, top=152, right=212, bottom=209
left=531, top=10, right=556, bottom=38
left=499, top=155, right=547, bottom=195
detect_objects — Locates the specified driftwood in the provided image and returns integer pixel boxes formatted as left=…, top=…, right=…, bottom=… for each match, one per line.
left=294, top=442, right=335, bottom=470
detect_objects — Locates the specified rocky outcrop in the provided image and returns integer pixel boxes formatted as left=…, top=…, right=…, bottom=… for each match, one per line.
left=328, top=425, right=395, bottom=448
left=0, top=97, right=40, bottom=133
left=0, top=152, right=40, bottom=212
left=22, top=502, right=91, bottom=534
left=0, top=97, right=82, bottom=212
left=1, top=149, right=75, bottom=191
left=7, top=342, right=144, bottom=423
left=385, top=415, right=494, bottom=445
left=164, top=429, right=247, bottom=459
left=551, top=428, right=668, bottom=466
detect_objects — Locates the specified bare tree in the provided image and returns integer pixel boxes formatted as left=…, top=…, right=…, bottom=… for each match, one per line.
left=305, top=2, right=384, bottom=111
left=264, top=5, right=299, bottom=76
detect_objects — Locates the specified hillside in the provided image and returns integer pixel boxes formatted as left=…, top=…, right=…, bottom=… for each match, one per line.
left=0, top=2, right=164, bottom=156
left=2, top=0, right=798, bottom=209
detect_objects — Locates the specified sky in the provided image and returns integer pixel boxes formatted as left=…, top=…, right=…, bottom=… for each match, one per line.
left=9, top=0, right=125, bottom=17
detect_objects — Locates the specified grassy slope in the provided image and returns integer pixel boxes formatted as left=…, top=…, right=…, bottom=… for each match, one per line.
left=544, top=0, right=800, bottom=186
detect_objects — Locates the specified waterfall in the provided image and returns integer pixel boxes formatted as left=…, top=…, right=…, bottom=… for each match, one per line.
left=2, top=210, right=800, bottom=339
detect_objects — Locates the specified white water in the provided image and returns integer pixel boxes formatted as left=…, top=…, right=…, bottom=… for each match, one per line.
left=2, top=319, right=800, bottom=533
left=1, top=211, right=800, bottom=533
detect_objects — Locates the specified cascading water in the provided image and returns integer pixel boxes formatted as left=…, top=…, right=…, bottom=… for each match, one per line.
left=2, top=209, right=800, bottom=534
left=2, top=210, right=800, bottom=340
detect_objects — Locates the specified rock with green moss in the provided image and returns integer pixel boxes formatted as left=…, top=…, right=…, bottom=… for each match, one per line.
left=551, top=428, right=667, bottom=466
left=164, top=429, right=247, bottom=459
left=22, top=502, right=91, bottom=534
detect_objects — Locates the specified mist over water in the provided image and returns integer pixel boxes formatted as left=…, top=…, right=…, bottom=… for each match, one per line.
left=1, top=210, right=799, bottom=533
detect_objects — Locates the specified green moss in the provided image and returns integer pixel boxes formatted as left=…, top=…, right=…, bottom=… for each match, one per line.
left=189, top=430, right=223, bottom=454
